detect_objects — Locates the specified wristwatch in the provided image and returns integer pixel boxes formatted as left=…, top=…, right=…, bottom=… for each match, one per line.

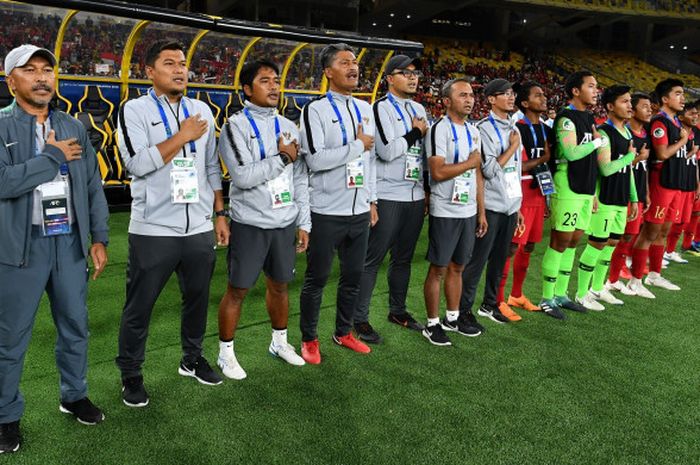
left=215, top=210, right=228, bottom=218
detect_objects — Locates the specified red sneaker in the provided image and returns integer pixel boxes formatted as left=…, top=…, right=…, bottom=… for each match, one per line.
left=620, top=263, right=632, bottom=280
left=301, top=339, right=321, bottom=365
left=332, top=333, right=371, bottom=354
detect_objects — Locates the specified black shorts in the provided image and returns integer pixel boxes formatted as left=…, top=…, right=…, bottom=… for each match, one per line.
left=227, top=221, right=297, bottom=289
left=426, top=215, right=476, bottom=267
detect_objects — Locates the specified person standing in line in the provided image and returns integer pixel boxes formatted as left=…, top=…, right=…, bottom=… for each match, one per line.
left=0, top=44, right=109, bottom=453
left=116, top=40, right=228, bottom=407
left=298, top=43, right=377, bottom=364
left=217, top=60, right=309, bottom=380
left=422, top=78, right=484, bottom=347
left=353, top=55, right=429, bottom=344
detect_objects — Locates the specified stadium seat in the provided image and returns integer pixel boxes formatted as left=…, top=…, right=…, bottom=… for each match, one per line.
left=195, top=91, right=222, bottom=133
left=0, top=81, right=13, bottom=108
left=75, top=111, right=109, bottom=153
left=224, top=92, right=245, bottom=119
left=78, top=85, right=115, bottom=144
left=51, top=89, right=73, bottom=115
left=282, top=96, right=302, bottom=123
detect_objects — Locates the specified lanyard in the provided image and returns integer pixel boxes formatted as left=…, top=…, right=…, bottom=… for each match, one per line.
left=488, top=115, right=506, bottom=156
left=327, top=92, right=362, bottom=146
left=448, top=119, right=472, bottom=164
left=243, top=108, right=280, bottom=160
left=387, top=93, right=417, bottom=135
left=150, top=89, right=196, bottom=155
left=568, top=103, right=577, bottom=111
left=659, top=110, right=681, bottom=128
left=523, top=117, right=546, bottom=148
left=35, top=110, right=68, bottom=174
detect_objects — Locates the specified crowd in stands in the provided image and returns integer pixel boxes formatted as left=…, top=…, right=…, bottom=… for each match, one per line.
left=0, top=10, right=61, bottom=72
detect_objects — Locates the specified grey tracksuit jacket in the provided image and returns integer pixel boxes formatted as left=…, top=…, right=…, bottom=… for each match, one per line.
left=0, top=101, right=109, bottom=267
left=219, top=101, right=311, bottom=232
left=300, top=91, right=376, bottom=216
left=373, top=93, right=427, bottom=202
left=476, top=111, right=523, bottom=215
left=427, top=115, right=480, bottom=218
left=117, top=90, right=222, bottom=236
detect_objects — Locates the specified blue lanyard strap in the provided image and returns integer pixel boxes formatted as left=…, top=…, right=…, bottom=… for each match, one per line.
left=150, top=89, right=197, bottom=155
left=488, top=115, right=506, bottom=155
left=449, top=119, right=472, bottom=164
left=523, top=118, right=546, bottom=148
left=568, top=103, right=577, bottom=111
left=387, top=93, right=417, bottom=135
left=244, top=108, right=280, bottom=160
left=659, top=111, right=681, bottom=128
left=327, top=92, right=362, bottom=146
left=605, top=119, right=631, bottom=140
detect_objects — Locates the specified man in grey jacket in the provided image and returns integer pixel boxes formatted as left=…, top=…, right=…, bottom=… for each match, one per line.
left=116, top=40, right=228, bottom=407
left=353, top=55, right=428, bottom=343
left=461, top=78, right=524, bottom=325
left=298, top=43, right=377, bottom=364
left=0, top=45, right=109, bottom=454
left=217, top=60, right=309, bottom=380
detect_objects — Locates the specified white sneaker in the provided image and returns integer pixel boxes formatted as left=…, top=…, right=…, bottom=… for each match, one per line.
left=662, top=258, right=669, bottom=269
left=269, top=341, right=306, bottom=366
left=644, top=272, right=681, bottom=291
left=575, top=292, right=605, bottom=311
left=605, top=280, right=623, bottom=292
left=217, top=354, right=247, bottom=380
left=664, top=251, right=688, bottom=264
left=625, top=278, right=655, bottom=298
left=591, top=288, right=624, bottom=305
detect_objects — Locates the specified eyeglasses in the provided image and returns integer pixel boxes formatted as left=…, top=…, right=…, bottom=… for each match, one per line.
left=391, top=70, right=423, bottom=78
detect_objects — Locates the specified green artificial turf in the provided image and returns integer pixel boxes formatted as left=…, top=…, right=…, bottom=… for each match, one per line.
left=4, top=212, right=699, bottom=465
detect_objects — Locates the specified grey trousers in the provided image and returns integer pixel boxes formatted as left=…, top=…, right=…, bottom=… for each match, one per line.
left=0, top=227, right=89, bottom=423
left=355, top=199, right=424, bottom=323
left=460, top=210, right=518, bottom=313
left=116, top=232, right=216, bottom=379
left=299, top=212, right=370, bottom=341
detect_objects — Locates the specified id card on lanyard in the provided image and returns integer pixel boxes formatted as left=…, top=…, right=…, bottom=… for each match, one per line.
left=387, top=94, right=422, bottom=182
left=39, top=164, right=72, bottom=236
left=327, top=93, right=365, bottom=189
left=449, top=121, right=473, bottom=204
left=523, top=117, right=555, bottom=196
left=489, top=115, right=521, bottom=199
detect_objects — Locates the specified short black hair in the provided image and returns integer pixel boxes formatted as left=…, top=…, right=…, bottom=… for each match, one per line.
left=564, top=70, right=595, bottom=99
left=513, top=81, right=542, bottom=112
left=631, top=92, right=651, bottom=110
left=601, top=84, right=631, bottom=108
left=319, top=43, right=355, bottom=69
left=649, top=90, right=660, bottom=106
left=655, top=78, right=684, bottom=99
left=145, top=40, right=185, bottom=67
left=240, top=60, right=279, bottom=91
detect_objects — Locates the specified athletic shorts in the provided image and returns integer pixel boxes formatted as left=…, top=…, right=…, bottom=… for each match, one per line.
left=227, top=220, right=297, bottom=289
left=426, top=215, right=476, bottom=267
left=550, top=195, right=594, bottom=233
left=512, top=205, right=545, bottom=246
left=694, top=197, right=700, bottom=213
left=670, top=191, right=695, bottom=225
left=624, top=202, right=645, bottom=236
left=645, top=170, right=683, bottom=224
left=587, top=203, right=627, bottom=239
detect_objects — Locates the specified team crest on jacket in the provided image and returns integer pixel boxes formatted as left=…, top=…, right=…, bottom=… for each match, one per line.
left=653, top=127, right=665, bottom=139
left=282, top=131, right=293, bottom=141
left=363, top=116, right=370, bottom=126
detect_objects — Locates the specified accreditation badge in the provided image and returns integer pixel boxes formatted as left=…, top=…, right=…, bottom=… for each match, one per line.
left=404, top=146, right=422, bottom=182
left=346, top=157, right=364, bottom=189
left=268, top=171, right=293, bottom=209
left=536, top=170, right=556, bottom=196
left=39, top=180, right=72, bottom=236
left=504, top=166, right=523, bottom=199
left=451, top=171, right=472, bottom=204
left=170, top=157, right=199, bottom=204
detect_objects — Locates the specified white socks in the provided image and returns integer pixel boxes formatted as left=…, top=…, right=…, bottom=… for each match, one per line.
left=446, top=310, right=459, bottom=322
left=427, top=317, right=440, bottom=326
left=271, top=328, right=288, bottom=348
left=219, top=339, right=234, bottom=358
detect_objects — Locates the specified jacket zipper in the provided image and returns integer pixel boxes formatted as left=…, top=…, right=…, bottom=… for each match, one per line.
left=347, top=98, right=359, bottom=215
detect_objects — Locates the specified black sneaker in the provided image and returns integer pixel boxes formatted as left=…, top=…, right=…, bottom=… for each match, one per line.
left=462, top=310, right=486, bottom=333
left=0, top=421, right=20, bottom=454
left=477, top=303, right=509, bottom=324
left=122, top=375, right=149, bottom=408
left=178, top=356, right=223, bottom=386
left=422, top=324, right=452, bottom=346
left=456, top=315, right=482, bottom=337
left=539, top=299, right=567, bottom=320
left=555, top=296, right=588, bottom=313
left=440, top=317, right=458, bottom=332
left=59, top=397, right=104, bottom=425
left=388, top=311, right=424, bottom=331
left=354, top=322, right=383, bottom=344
